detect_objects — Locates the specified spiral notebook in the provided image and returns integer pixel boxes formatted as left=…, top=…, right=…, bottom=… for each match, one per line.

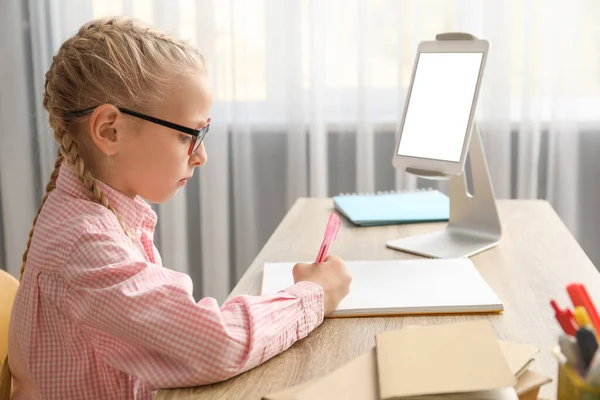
left=333, top=189, right=450, bottom=227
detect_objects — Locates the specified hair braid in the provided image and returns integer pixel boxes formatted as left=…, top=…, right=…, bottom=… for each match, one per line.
left=59, top=134, right=131, bottom=239
left=18, top=148, right=64, bottom=279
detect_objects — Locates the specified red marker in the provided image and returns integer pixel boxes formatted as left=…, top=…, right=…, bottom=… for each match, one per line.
left=551, top=299, right=578, bottom=336
left=567, top=283, right=600, bottom=334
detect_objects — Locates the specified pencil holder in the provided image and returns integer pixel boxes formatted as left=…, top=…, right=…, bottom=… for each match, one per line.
left=557, top=361, right=600, bottom=400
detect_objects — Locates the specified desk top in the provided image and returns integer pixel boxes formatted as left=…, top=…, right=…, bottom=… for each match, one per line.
left=157, top=199, right=600, bottom=400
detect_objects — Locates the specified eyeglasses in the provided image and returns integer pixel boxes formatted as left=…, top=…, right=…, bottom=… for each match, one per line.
left=70, top=106, right=210, bottom=155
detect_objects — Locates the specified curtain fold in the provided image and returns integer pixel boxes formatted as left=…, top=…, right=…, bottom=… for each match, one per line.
left=0, top=0, right=38, bottom=277
left=356, top=0, right=375, bottom=195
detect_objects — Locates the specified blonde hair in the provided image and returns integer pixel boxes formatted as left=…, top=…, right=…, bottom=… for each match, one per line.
left=0, top=16, right=205, bottom=399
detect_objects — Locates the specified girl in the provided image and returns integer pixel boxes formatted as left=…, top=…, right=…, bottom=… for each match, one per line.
left=0, top=17, right=351, bottom=400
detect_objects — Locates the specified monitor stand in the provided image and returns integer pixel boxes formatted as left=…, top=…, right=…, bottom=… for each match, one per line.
left=386, top=123, right=502, bottom=258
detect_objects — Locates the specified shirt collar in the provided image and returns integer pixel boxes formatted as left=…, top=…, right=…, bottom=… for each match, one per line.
left=55, top=163, right=157, bottom=233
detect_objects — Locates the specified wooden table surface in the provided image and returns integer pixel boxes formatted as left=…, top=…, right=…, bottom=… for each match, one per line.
left=157, top=199, right=600, bottom=400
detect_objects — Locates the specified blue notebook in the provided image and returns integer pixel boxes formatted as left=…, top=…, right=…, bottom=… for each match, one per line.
left=333, top=190, right=450, bottom=227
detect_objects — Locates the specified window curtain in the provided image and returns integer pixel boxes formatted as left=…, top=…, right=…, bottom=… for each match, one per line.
left=1, top=0, right=599, bottom=303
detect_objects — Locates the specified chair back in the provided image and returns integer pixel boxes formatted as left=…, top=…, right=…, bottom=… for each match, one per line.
left=0, top=270, right=18, bottom=364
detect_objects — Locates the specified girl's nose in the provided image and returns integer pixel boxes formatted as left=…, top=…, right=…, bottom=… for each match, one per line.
left=190, top=143, right=207, bottom=167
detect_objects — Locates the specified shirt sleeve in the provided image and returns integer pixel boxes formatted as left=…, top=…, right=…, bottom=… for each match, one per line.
left=62, top=230, right=324, bottom=389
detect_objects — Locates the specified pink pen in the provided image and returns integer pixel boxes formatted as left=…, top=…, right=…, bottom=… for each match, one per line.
left=315, top=213, right=342, bottom=263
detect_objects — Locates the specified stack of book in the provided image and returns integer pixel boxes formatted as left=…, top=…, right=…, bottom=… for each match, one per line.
left=264, top=320, right=551, bottom=400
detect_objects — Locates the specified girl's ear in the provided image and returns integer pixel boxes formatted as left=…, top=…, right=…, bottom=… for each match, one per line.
left=88, top=104, right=122, bottom=156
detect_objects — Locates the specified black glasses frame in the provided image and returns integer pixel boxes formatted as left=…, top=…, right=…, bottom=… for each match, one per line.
left=70, top=106, right=210, bottom=155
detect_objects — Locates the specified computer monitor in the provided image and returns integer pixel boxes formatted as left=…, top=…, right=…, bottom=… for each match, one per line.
left=387, top=33, right=501, bottom=259
left=393, top=37, right=488, bottom=177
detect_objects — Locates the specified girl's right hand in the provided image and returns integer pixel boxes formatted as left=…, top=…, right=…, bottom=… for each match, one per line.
left=292, top=255, right=352, bottom=315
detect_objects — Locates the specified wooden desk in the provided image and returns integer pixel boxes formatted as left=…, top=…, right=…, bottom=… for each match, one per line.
left=157, top=199, right=600, bottom=400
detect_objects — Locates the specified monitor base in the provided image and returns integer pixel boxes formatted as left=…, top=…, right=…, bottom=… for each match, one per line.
left=388, top=122, right=502, bottom=258
left=386, top=227, right=500, bottom=259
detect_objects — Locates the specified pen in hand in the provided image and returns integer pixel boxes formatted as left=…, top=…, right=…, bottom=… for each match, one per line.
left=315, top=213, right=341, bottom=263
left=293, top=212, right=349, bottom=315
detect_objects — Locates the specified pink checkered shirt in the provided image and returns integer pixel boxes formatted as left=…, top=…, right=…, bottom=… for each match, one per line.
left=8, top=163, right=324, bottom=399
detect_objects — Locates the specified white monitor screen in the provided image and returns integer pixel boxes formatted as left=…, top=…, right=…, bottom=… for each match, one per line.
left=397, top=52, right=483, bottom=162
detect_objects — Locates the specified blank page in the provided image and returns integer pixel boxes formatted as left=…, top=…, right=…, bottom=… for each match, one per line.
left=261, top=259, right=502, bottom=317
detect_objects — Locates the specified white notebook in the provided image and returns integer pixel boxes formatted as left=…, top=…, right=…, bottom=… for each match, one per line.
left=261, top=258, right=503, bottom=317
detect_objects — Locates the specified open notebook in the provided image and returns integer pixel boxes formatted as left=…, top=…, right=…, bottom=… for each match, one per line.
left=261, top=258, right=503, bottom=317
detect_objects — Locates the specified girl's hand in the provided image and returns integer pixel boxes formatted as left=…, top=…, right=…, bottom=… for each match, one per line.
left=292, top=255, right=351, bottom=315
